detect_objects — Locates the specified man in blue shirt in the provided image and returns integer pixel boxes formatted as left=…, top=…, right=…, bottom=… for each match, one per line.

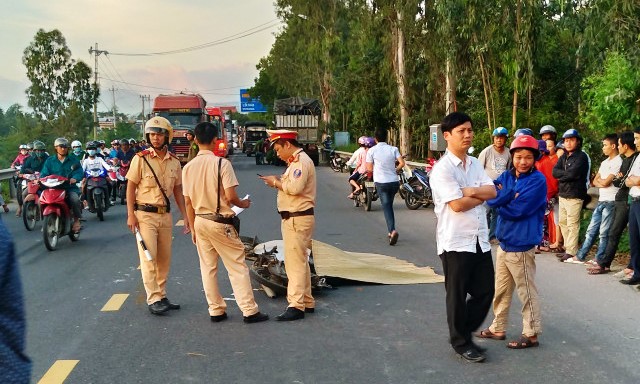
left=40, top=138, right=84, bottom=233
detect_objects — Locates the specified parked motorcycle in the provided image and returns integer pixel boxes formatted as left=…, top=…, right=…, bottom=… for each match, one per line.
left=40, top=175, right=80, bottom=251
left=329, top=150, right=348, bottom=173
left=22, top=172, right=41, bottom=231
left=397, top=164, right=413, bottom=200
left=353, top=174, right=379, bottom=211
left=85, top=168, right=109, bottom=221
left=403, top=167, right=433, bottom=210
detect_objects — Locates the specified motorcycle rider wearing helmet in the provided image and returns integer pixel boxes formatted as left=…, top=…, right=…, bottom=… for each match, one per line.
left=16, top=141, right=49, bottom=216
left=185, top=129, right=198, bottom=162
left=478, top=134, right=547, bottom=349
left=478, top=127, right=512, bottom=243
left=109, top=140, right=120, bottom=158
left=346, top=136, right=370, bottom=199
left=126, top=117, right=190, bottom=315
left=40, top=138, right=84, bottom=233
left=82, top=141, right=114, bottom=207
left=539, top=125, right=557, bottom=143
left=11, top=145, right=30, bottom=168
left=69, top=140, right=86, bottom=161
left=552, top=129, right=590, bottom=262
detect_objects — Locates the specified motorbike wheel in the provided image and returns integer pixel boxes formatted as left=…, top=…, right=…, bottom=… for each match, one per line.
left=364, top=189, right=372, bottom=211
left=404, top=181, right=422, bottom=210
left=119, top=184, right=126, bottom=205
left=95, top=193, right=104, bottom=221
left=43, top=214, right=59, bottom=251
left=399, top=186, right=407, bottom=200
left=22, top=201, right=38, bottom=231
left=353, top=192, right=360, bottom=207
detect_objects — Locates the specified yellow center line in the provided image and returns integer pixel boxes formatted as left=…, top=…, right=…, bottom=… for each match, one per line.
left=100, top=293, right=130, bottom=311
left=38, top=360, right=79, bottom=384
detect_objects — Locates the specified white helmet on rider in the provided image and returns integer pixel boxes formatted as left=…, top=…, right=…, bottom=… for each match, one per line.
left=71, top=140, right=82, bottom=149
left=358, top=136, right=367, bottom=146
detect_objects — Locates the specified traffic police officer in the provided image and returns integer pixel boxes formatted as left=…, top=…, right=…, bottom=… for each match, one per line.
left=126, top=117, right=190, bottom=315
left=259, top=130, right=316, bottom=321
left=182, top=122, right=268, bottom=323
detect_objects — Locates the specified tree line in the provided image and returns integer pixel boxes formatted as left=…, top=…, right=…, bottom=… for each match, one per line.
left=250, top=0, right=640, bottom=160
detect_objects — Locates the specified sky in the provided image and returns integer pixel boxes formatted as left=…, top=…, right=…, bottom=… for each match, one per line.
left=0, top=0, right=280, bottom=116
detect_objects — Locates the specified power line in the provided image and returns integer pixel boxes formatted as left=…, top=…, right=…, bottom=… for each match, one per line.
left=98, top=76, right=247, bottom=95
left=109, top=19, right=281, bottom=57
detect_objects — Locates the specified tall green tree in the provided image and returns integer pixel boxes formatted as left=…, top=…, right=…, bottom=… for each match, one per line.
left=22, top=29, right=96, bottom=120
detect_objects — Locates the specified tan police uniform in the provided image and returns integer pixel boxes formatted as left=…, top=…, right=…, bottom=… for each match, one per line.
left=182, top=150, right=260, bottom=317
left=277, top=148, right=316, bottom=311
left=126, top=147, right=181, bottom=305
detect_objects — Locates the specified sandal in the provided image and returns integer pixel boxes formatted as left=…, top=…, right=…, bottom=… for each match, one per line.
left=538, top=246, right=550, bottom=252
left=475, top=328, right=506, bottom=340
left=587, top=266, right=610, bottom=275
left=389, top=230, right=399, bottom=246
left=507, top=335, right=539, bottom=349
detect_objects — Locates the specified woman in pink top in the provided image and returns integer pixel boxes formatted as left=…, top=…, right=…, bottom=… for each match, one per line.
left=347, top=136, right=373, bottom=199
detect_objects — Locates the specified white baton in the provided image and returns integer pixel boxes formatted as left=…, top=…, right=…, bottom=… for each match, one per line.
left=135, top=227, right=153, bottom=261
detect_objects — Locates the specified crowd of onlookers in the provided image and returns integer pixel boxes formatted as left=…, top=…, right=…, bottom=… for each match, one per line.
left=478, top=125, right=640, bottom=285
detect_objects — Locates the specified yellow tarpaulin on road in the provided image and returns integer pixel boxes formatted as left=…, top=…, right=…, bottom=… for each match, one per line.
left=312, top=240, right=444, bottom=284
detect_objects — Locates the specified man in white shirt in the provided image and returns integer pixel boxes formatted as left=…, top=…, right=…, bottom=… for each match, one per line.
left=572, top=134, right=621, bottom=265
left=430, top=112, right=497, bottom=363
left=366, top=128, right=405, bottom=245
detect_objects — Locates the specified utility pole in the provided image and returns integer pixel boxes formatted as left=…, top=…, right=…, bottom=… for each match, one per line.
left=88, top=43, right=109, bottom=139
left=110, top=87, right=117, bottom=130
left=140, top=94, right=151, bottom=135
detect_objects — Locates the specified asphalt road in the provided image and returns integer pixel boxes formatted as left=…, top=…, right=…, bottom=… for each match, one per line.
left=4, top=152, right=640, bottom=384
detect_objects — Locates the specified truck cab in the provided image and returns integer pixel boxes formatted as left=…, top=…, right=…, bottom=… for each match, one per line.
left=242, top=121, right=268, bottom=156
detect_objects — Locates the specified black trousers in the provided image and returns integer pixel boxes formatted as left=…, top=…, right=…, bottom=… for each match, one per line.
left=600, top=201, right=629, bottom=269
left=439, top=242, right=495, bottom=352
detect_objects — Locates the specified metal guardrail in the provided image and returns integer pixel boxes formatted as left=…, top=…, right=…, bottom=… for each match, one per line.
left=0, top=168, right=16, bottom=181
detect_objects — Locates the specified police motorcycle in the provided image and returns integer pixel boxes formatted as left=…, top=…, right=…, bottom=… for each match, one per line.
left=85, top=167, right=110, bottom=221
left=40, top=175, right=80, bottom=251
left=403, top=165, right=433, bottom=210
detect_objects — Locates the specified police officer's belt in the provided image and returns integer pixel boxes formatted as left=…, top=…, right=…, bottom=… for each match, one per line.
left=196, top=213, right=235, bottom=225
left=134, top=203, right=170, bottom=214
left=278, top=207, right=314, bottom=220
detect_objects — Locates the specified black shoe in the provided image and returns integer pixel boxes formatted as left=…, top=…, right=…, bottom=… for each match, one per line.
left=276, top=307, right=305, bottom=321
left=148, top=300, right=170, bottom=315
left=389, top=231, right=399, bottom=246
left=471, top=342, right=487, bottom=353
left=304, top=308, right=315, bottom=314
left=161, top=298, right=180, bottom=310
left=210, top=313, right=228, bottom=322
left=620, top=276, right=640, bottom=285
left=456, top=347, right=486, bottom=363
left=243, top=312, right=269, bottom=324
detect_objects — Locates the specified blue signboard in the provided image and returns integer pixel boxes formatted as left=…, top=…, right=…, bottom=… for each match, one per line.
left=240, top=89, right=267, bottom=113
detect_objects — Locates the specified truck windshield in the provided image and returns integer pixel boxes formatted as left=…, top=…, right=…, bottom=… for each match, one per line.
left=156, top=113, right=200, bottom=129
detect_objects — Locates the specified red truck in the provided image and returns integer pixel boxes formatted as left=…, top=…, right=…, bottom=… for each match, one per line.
left=152, top=93, right=207, bottom=164
left=205, top=106, right=229, bottom=158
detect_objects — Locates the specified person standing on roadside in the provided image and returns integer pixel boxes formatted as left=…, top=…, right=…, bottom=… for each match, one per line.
left=589, top=132, right=638, bottom=276
left=478, top=127, right=512, bottom=244
left=365, top=128, right=405, bottom=245
left=185, top=129, right=198, bottom=163
left=182, top=122, right=268, bottom=324
left=552, top=129, right=590, bottom=263
left=259, top=130, right=316, bottom=321
left=126, top=117, right=190, bottom=315
left=430, top=112, right=497, bottom=363
left=568, top=134, right=621, bottom=265
left=476, top=135, right=547, bottom=350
